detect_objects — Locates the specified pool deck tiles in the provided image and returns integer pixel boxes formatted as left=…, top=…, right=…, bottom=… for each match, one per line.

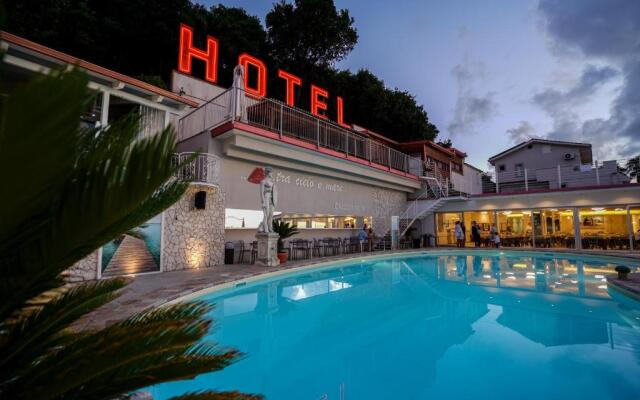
left=608, top=273, right=640, bottom=302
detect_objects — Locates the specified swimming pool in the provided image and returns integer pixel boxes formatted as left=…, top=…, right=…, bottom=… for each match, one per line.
left=150, top=251, right=640, bottom=400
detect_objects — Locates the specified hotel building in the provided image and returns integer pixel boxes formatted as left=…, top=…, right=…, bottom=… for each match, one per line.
left=2, top=30, right=639, bottom=281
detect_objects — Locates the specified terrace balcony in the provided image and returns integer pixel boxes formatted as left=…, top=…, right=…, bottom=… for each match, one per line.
left=177, top=87, right=424, bottom=190
left=172, top=152, right=220, bottom=185
left=481, top=159, right=638, bottom=195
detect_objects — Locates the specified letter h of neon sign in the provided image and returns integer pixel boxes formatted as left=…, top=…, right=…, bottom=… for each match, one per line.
left=178, top=23, right=218, bottom=83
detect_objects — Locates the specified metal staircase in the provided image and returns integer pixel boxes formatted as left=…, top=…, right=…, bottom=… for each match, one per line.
left=398, top=161, right=468, bottom=237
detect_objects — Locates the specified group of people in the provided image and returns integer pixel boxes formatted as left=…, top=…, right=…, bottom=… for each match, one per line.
left=454, top=220, right=501, bottom=248
left=358, top=224, right=375, bottom=251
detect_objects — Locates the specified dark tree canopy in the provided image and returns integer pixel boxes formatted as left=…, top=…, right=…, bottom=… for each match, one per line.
left=4, top=0, right=440, bottom=142
left=266, top=0, right=357, bottom=69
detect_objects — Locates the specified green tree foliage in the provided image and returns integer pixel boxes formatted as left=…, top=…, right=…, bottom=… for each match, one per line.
left=625, top=156, right=639, bottom=179
left=4, top=0, right=439, bottom=141
left=266, top=0, right=357, bottom=69
left=0, top=69, right=259, bottom=400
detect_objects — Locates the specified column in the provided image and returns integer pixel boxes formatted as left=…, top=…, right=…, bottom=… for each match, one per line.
left=573, top=207, right=582, bottom=249
left=100, top=90, right=110, bottom=127
left=627, top=205, right=633, bottom=250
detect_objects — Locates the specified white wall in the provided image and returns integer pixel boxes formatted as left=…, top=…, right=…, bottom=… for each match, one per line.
left=171, top=71, right=227, bottom=105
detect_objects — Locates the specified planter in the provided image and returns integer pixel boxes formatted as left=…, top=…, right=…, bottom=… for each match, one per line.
left=615, top=265, right=631, bottom=280
left=277, top=251, right=288, bottom=264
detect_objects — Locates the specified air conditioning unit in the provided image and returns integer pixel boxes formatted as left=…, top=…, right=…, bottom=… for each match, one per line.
left=564, top=153, right=575, bottom=160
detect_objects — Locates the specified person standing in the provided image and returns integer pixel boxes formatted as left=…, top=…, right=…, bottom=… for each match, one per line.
left=454, top=221, right=463, bottom=248
left=471, top=221, right=481, bottom=247
left=494, top=232, right=501, bottom=248
left=490, top=224, right=497, bottom=247
left=358, top=224, right=368, bottom=252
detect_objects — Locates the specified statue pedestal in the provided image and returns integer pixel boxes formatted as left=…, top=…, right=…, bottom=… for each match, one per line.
left=255, top=232, right=280, bottom=267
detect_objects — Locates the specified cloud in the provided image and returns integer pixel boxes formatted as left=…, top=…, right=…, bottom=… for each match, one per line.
left=532, top=65, right=618, bottom=113
left=447, top=59, right=498, bottom=136
left=506, top=121, right=536, bottom=144
left=537, top=0, right=640, bottom=159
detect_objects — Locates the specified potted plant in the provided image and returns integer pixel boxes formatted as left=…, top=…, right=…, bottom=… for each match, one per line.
left=615, top=265, right=631, bottom=280
left=272, top=220, right=299, bottom=264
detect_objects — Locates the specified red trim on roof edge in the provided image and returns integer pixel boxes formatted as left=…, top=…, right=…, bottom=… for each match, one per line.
left=212, top=121, right=419, bottom=181
left=1, top=31, right=198, bottom=107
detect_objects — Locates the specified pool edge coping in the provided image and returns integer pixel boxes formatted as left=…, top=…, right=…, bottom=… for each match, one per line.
left=160, top=248, right=640, bottom=308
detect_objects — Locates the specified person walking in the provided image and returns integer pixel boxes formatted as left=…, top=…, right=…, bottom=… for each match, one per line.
left=471, top=221, right=481, bottom=247
left=454, top=221, right=463, bottom=248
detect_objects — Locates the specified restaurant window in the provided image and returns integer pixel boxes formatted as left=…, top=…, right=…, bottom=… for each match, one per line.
left=579, top=207, right=630, bottom=250
left=279, top=215, right=368, bottom=229
left=532, top=209, right=575, bottom=248
left=463, top=211, right=494, bottom=247
left=496, top=210, right=533, bottom=247
left=435, top=212, right=462, bottom=246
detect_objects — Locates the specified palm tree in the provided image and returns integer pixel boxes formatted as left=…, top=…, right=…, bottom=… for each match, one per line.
left=272, top=220, right=299, bottom=252
left=0, top=69, right=260, bottom=399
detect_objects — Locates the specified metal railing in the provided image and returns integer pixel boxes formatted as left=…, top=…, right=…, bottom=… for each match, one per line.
left=178, top=89, right=233, bottom=141
left=172, top=152, right=220, bottom=185
left=177, top=87, right=423, bottom=175
left=398, top=176, right=452, bottom=236
left=484, top=158, right=638, bottom=194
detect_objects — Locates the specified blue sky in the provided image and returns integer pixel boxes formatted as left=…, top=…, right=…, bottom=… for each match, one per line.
left=200, top=0, right=638, bottom=169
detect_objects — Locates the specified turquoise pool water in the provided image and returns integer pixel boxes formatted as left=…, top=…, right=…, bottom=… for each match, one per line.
left=150, top=251, right=640, bottom=400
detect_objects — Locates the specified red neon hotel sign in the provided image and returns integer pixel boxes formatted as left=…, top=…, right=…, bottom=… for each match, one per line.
left=178, top=23, right=349, bottom=128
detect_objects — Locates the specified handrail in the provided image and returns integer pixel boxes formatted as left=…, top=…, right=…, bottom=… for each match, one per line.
left=398, top=178, right=443, bottom=237
left=172, top=152, right=220, bottom=185
left=485, top=158, right=637, bottom=194
left=177, top=86, right=424, bottom=175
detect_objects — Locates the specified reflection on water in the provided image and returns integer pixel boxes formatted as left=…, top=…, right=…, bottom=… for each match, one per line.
left=150, top=253, right=640, bottom=400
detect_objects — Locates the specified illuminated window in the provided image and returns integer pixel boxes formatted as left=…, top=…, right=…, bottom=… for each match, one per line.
left=579, top=207, right=630, bottom=250
left=435, top=212, right=462, bottom=245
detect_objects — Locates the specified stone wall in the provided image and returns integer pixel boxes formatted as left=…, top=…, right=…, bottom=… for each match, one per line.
left=64, top=250, right=99, bottom=282
left=162, top=184, right=225, bottom=271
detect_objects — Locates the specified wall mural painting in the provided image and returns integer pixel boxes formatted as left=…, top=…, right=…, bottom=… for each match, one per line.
left=101, top=214, right=162, bottom=276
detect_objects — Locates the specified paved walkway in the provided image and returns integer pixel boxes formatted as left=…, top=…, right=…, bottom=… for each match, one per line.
left=76, top=247, right=640, bottom=331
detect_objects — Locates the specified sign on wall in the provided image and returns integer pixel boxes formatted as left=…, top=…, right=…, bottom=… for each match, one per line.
left=177, top=23, right=350, bottom=127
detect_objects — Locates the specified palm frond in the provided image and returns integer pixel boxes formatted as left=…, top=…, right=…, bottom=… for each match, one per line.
left=0, top=68, right=253, bottom=400
left=0, top=106, right=187, bottom=319
left=0, top=278, right=127, bottom=375
left=4, top=303, right=242, bottom=400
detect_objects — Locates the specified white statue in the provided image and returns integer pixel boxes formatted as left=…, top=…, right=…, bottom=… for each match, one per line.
left=258, top=166, right=277, bottom=233
left=230, top=64, right=246, bottom=121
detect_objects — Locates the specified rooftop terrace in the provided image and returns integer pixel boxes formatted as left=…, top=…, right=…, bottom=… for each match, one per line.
left=178, top=87, right=424, bottom=179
